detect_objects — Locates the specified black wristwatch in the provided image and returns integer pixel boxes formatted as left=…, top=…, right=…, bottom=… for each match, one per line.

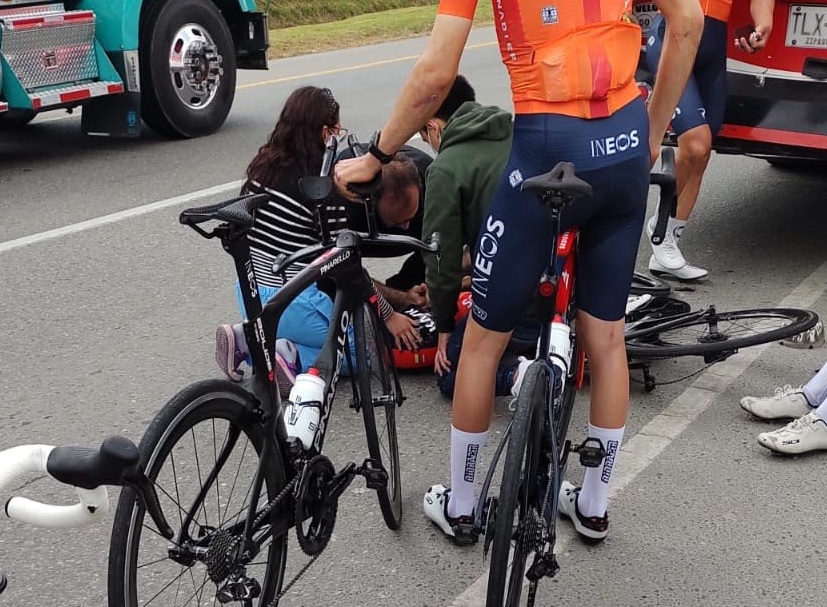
left=368, top=131, right=395, bottom=165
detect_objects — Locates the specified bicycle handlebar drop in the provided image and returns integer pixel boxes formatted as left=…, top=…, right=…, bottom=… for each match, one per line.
left=1, top=436, right=174, bottom=537
left=649, top=146, right=677, bottom=246
left=1, top=444, right=109, bottom=528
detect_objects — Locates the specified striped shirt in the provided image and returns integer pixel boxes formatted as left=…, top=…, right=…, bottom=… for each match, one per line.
left=245, top=177, right=394, bottom=320
left=246, top=179, right=348, bottom=288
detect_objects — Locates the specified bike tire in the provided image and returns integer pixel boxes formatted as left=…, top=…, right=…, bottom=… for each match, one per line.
left=629, top=272, right=671, bottom=297
left=626, top=307, right=818, bottom=359
left=486, top=362, right=548, bottom=607
left=355, top=302, right=403, bottom=530
left=107, top=380, right=288, bottom=607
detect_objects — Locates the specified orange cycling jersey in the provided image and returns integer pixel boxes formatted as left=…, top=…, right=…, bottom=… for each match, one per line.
left=699, top=0, right=732, bottom=21
left=438, top=0, right=641, bottom=119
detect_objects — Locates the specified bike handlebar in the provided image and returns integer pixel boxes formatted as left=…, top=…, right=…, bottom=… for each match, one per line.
left=1, top=435, right=173, bottom=536
left=1, top=444, right=109, bottom=529
left=649, top=146, right=677, bottom=246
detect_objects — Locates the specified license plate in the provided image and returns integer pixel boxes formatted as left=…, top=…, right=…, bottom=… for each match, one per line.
left=787, top=4, right=827, bottom=48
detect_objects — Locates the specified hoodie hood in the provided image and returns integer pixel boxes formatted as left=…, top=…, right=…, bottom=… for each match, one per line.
left=440, top=101, right=512, bottom=149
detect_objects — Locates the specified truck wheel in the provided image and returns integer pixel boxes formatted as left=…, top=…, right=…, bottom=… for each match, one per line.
left=140, top=0, right=236, bottom=138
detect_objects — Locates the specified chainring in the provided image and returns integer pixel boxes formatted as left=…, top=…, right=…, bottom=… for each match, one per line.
left=294, top=455, right=338, bottom=556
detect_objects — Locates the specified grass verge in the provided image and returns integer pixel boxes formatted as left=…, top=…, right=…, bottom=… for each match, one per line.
left=267, top=3, right=494, bottom=58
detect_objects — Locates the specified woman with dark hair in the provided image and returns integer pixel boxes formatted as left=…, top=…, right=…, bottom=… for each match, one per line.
left=215, top=85, right=421, bottom=393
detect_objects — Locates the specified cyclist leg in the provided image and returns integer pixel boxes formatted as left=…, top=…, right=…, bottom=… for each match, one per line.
left=424, top=117, right=557, bottom=542
left=565, top=155, right=649, bottom=529
left=645, top=15, right=726, bottom=279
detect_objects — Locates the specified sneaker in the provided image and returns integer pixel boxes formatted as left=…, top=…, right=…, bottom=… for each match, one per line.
left=215, top=324, right=246, bottom=382
left=740, top=385, right=812, bottom=420
left=275, top=338, right=300, bottom=397
left=757, top=411, right=827, bottom=455
left=625, top=293, right=653, bottom=316
left=558, top=480, right=609, bottom=541
left=423, top=484, right=478, bottom=546
left=646, top=217, right=708, bottom=280
left=781, top=320, right=824, bottom=349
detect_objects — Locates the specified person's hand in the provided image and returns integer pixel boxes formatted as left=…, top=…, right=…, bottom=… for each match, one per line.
left=735, top=23, right=771, bottom=53
left=333, top=154, right=382, bottom=201
left=384, top=311, right=421, bottom=351
left=406, top=283, right=429, bottom=308
left=434, top=332, right=451, bottom=376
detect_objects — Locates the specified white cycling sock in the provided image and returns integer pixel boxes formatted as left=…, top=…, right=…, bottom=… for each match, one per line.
left=579, top=424, right=625, bottom=518
left=448, top=426, right=487, bottom=519
left=802, top=361, right=827, bottom=407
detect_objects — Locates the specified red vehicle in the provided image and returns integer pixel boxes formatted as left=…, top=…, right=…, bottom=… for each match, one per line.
left=721, top=0, right=827, bottom=163
left=635, top=0, right=827, bottom=164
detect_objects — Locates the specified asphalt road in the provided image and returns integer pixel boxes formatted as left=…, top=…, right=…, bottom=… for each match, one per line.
left=2, top=27, right=827, bottom=607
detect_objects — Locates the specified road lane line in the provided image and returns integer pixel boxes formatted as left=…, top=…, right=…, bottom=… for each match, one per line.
left=237, top=41, right=496, bottom=90
left=0, top=181, right=241, bottom=254
left=448, top=257, right=827, bottom=606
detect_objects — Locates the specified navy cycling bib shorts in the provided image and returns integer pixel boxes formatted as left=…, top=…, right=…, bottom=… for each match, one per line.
left=470, top=98, right=651, bottom=332
left=646, top=14, right=727, bottom=137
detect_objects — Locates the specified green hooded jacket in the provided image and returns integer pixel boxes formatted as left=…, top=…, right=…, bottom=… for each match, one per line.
left=423, top=101, right=513, bottom=333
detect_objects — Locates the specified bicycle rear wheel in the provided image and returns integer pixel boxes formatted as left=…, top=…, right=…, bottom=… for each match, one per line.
left=626, top=307, right=818, bottom=359
left=355, top=302, right=403, bottom=530
left=486, top=362, right=549, bottom=607
left=108, top=380, right=288, bottom=607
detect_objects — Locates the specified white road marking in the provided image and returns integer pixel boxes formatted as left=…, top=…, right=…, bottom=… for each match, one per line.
left=448, top=257, right=827, bottom=606
left=0, top=181, right=242, bottom=254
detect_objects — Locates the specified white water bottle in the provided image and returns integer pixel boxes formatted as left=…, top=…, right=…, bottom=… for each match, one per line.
left=548, top=321, right=572, bottom=374
left=283, top=368, right=325, bottom=451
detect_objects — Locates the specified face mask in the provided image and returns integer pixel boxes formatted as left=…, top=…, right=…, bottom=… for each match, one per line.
left=424, top=123, right=441, bottom=154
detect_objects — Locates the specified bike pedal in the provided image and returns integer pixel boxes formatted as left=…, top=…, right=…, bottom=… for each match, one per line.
left=575, top=437, right=606, bottom=468
left=359, top=458, right=388, bottom=490
left=526, top=553, right=559, bottom=581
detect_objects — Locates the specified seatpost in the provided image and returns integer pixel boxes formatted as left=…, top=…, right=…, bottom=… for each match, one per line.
left=536, top=203, right=563, bottom=358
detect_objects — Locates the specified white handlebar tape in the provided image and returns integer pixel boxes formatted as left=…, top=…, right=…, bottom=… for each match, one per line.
left=1, top=444, right=109, bottom=528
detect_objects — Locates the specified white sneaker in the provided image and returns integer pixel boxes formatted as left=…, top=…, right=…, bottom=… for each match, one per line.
left=625, top=293, right=653, bottom=316
left=740, top=385, right=812, bottom=420
left=781, top=320, right=825, bottom=350
left=558, top=480, right=608, bottom=541
left=757, top=411, right=827, bottom=455
left=423, top=484, right=478, bottom=546
left=646, top=217, right=708, bottom=280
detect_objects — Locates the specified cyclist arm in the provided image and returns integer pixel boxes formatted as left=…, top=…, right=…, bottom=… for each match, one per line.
left=648, top=0, right=704, bottom=164
left=334, top=5, right=477, bottom=190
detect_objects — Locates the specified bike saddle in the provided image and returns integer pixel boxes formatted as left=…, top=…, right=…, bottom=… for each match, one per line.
left=179, top=192, right=271, bottom=228
left=521, top=161, right=593, bottom=202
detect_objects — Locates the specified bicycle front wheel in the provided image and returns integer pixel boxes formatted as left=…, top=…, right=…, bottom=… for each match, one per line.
left=487, top=362, right=549, bottom=607
left=108, top=380, right=288, bottom=607
left=355, top=302, right=403, bottom=530
left=626, top=307, right=818, bottom=359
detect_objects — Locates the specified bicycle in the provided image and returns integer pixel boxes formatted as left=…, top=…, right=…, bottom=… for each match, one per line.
left=105, top=136, right=439, bottom=607
left=476, top=145, right=777, bottom=606
left=0, top=436, right=172, bottom=598
left=624, top=292, right=819, bottom=391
